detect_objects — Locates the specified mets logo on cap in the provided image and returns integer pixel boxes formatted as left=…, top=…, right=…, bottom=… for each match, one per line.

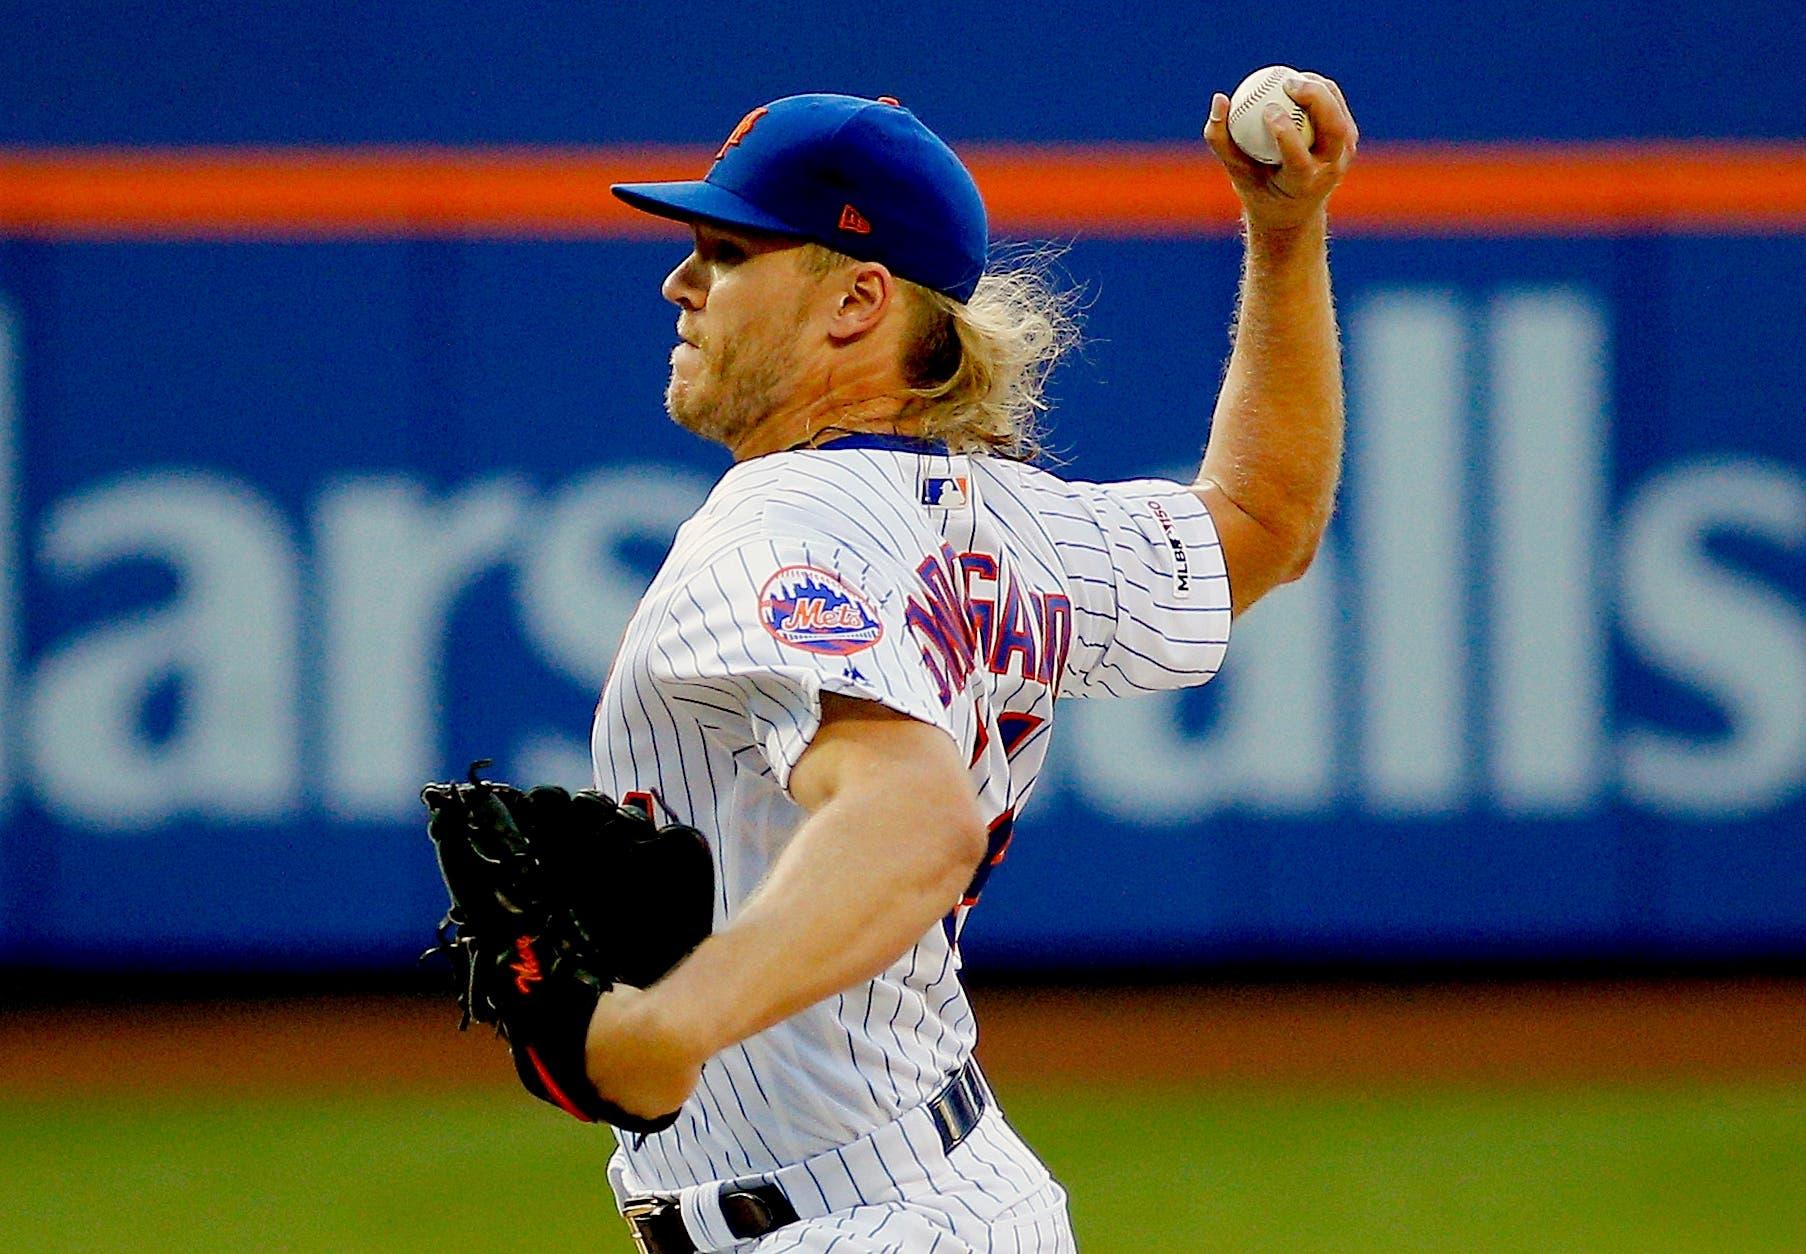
left=759, top=565, right=884, bottom=656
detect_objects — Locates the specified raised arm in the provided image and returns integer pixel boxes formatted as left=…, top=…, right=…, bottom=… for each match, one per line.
left=1194, top=73, right=1359, bottom=615
left=581, top=695, right=985, bottom=1118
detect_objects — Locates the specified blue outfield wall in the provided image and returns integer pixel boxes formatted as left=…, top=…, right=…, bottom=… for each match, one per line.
left=2, top=0, right=1804, bottom=971
left=1, top=0, right=1798, bottom=146
left=1, top=229, right=1803, bottom=971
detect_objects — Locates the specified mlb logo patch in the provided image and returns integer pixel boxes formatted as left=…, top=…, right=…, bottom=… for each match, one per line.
left=758, top=565, right=884, bottom=656
left=921, top=476, right=968, bottom=508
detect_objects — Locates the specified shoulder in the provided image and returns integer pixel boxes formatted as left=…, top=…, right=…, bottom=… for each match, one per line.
left=970, top=454, right=1087, bottom=505
left=969, top=457, right=1112, bottom=545
left=684, top=449, right=933, bottom=566
left=970, top=454, right=1047, bottom=487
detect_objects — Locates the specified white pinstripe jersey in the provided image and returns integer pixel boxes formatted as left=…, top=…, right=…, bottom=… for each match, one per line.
left=591, top=433, right=1231, bottom=1192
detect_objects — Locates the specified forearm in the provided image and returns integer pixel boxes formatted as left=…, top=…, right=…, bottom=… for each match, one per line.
left=1198, top=215, right=1344, bottom=571
left=630, top=785, right=978, bottom=1061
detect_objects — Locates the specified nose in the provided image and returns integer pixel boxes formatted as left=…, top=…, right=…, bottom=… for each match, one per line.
left=661, top=250, right=706, bottom=310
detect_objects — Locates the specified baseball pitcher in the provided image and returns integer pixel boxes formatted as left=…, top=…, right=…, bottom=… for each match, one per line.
left=424, top=79, right=1356, bottom=1252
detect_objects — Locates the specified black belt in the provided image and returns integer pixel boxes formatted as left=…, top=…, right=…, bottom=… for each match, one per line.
left=621, top=1060, right=988, bottom=1254
left=621, top=1182, right=796, bottom=1254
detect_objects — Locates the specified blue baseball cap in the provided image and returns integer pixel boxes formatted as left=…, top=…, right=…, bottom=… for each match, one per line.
left=612, top=93, right=989, bottom=302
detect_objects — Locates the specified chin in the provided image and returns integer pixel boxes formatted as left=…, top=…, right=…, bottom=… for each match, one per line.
left=664, top=382, right=711, bottom=437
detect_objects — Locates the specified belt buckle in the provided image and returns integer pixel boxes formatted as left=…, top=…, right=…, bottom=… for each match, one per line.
left=620, top=1196, right=674, bottom=1254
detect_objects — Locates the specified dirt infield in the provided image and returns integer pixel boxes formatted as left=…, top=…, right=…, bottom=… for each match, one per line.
left=7, top=978, right=1805, bottom=1098
left=970, top=979, right=1806, bottom=1085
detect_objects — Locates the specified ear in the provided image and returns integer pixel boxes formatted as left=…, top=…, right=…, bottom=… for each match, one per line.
left=825, top=261, right=895, bottom=345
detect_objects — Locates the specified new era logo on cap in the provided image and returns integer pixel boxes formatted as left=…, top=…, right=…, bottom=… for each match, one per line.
left=838, top=204, right=873, bottom=234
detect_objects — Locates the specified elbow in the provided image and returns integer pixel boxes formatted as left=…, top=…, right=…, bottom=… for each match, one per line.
left=1199, top=475, right=1338, bottom=608
left=1278, top=520, right=1328, bottom=584
left=870, top=761, right=988, bottom=911
left=931, top=798, right=990, bottom=904
left=1278, top=477, right=1340, bottom=580
left=950, top=803, right=990, bottom=880
left=1263, top=505, right=1332, bottom=589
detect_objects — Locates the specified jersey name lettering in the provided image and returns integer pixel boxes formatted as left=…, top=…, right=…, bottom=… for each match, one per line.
left=905, top=544, right=978, bottom=706
left=906, top=545, right=1075, bottom=702
left=958, top=551, right=1073, bottom=691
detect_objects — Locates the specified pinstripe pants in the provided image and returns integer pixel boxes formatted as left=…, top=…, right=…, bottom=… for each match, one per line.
left=612, top=1103, right=1077, bottom=1253
left=744, top=1107, right=1077, bottom=1253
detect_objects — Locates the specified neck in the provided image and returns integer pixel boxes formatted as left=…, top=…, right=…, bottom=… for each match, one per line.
left=729, top=390, right=919, bottom=462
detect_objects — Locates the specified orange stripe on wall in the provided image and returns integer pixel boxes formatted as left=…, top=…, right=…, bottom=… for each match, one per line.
left=2, top=143, right=1804, bottom=238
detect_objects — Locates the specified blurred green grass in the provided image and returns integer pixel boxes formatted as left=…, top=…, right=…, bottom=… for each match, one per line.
left=4, top=1080, right=1803, bottom=1251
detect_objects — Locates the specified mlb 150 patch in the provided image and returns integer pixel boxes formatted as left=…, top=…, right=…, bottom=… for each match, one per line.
left=759, top=565, right=885, bottom=656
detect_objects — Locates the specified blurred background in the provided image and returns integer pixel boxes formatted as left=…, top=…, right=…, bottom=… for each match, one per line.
left=3, top=2, right=1804, bottom=1249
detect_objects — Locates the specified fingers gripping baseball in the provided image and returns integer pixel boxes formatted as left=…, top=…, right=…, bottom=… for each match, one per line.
left=1204, top=70, right=1357, bottom=229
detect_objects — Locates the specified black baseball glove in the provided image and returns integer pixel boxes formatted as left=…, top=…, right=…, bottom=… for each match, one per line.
left=420, top=761, right=713, bottom=1133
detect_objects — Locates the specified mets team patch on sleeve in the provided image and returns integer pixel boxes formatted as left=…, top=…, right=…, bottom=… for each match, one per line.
left=758, top=565, right=885, bottom=656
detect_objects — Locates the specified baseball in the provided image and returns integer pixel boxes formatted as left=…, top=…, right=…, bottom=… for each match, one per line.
left=1227, top=65, right=1315, bottom=165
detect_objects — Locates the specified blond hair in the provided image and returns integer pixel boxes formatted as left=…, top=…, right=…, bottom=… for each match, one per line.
left=803, top=244, right=1082, bottom=461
